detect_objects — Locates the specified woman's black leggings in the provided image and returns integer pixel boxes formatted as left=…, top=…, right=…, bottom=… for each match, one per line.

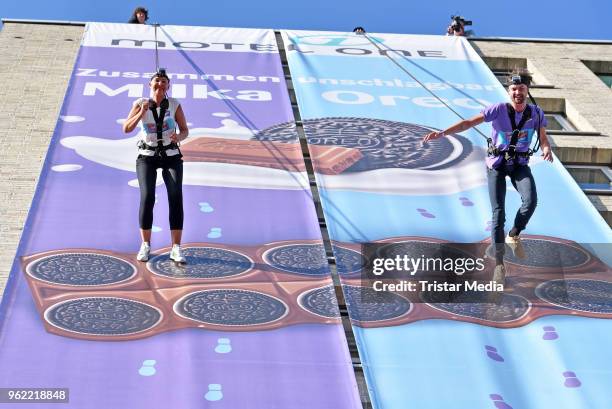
left=136, top=155, right=184, bottom=230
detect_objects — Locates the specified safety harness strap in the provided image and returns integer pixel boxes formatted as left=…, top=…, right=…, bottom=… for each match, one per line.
left=138, top=141, right=179, bottom=153
left=505, top=103, right=532, bottom=160
left=148, top=98, right=170, bottom=157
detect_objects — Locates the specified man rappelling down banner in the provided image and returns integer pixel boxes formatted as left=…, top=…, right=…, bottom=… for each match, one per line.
left=423, top=70, right=554, bottom=279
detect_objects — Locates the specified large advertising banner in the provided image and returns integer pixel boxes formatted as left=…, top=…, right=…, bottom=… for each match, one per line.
left=0, top=23, right=361, bottom=409
left=283, top=30, right=612, bottom=409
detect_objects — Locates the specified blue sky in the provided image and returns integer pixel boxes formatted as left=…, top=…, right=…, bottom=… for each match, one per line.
left=1, top=0, right=610, bottom=40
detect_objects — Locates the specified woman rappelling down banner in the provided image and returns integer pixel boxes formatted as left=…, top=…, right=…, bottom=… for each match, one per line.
left=423, top=70, right=554, bottom=279
left=122, top=25, right=189, bottom=264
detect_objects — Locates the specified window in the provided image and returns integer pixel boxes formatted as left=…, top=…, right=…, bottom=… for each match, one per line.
left=490, top=68, right=547, bottom=87
left=565, top=165, right=612, bottom=194
left=598, top=74, right=612, bottom=89
left=544, top=113, right=576, bottom=132
left=492, top=69, right=512, bottom=85
left=582, top=61, right=612, bottom=89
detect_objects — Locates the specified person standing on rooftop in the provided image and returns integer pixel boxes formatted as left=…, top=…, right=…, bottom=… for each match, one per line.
left=128, top=6, right=149, bottom=24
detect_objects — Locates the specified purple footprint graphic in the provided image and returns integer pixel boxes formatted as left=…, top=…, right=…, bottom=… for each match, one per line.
left=489, top=394, right=513, bottom=409
left=543, top=326, right=559, bottom=340
left=563, top=371, right=582, bottom=388
left=459, top=196, right=474, bottom=206
left=417, top=208, right=435, bottom=219
left=485, top=345, right=504, bottom=362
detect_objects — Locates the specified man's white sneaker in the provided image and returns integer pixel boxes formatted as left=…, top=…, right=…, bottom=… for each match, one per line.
left=492, top=264, right=506, bottom=283
left=505, top=234, right=526, bottom=259
left=137, top=242, right=151, bottom=262
left=170, top=244, right=186, bottom=264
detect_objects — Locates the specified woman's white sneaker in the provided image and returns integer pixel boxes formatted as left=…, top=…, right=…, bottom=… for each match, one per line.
left=170, top=244, right=186, bottom=263
left=137, top=242, right=151, bottom=262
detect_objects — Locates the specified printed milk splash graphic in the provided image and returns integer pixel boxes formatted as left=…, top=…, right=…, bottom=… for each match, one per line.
left=60, top=113, right=310, bottom=190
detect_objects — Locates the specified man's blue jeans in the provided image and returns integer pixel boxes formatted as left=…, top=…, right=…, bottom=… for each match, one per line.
left=487, top=164, right=537, bottom=263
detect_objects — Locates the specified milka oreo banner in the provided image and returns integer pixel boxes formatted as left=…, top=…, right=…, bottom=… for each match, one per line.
left=0, top=23, right=361, bottom=409
left=283, top=30, right=612, bottom=409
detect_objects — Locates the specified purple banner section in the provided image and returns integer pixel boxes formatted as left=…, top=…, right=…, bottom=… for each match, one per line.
left=66, top=48, right=292, bottom=138
left=0, top=23, right=360, bottom=409
left=2, top=279, right=356, bottom=409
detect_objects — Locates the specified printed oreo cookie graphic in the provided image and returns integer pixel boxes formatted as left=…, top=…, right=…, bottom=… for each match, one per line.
left=45, top=297, right=162, bottom=336
left=263, top=244, right=329, bottom=276
left=148, top=247, right=253, bottom=279
left=255, top=117, right=473, bottom=172
left=26, top=253, right=136, bottom=286
left=344, top=285, right=412, bottom=323
left=489, top=238, right=591, bottom=270
left=424, top=293, right=531, bottom=323
left=332, top=245, right=363, bottom=276
left=299, top=285, right=341, bottom=318
left=536, top=279, right=612, bottom=314
left=175, top=289, right=288, bottom=326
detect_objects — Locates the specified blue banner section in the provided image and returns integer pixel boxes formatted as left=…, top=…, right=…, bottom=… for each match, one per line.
left=283, top=30, right=611, bottom=243
left=289, top=57, right=499, bottom=125
left=284, top=29, right=612, bottom=409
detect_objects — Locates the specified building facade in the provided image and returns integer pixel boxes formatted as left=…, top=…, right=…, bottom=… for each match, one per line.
left=471, top=37, right=612, bottom=226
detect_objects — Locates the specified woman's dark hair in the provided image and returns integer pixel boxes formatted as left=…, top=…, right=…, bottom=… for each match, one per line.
left=128, top=7, right=149, bottom=24
left=151, top=69, right=170, bottom=81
